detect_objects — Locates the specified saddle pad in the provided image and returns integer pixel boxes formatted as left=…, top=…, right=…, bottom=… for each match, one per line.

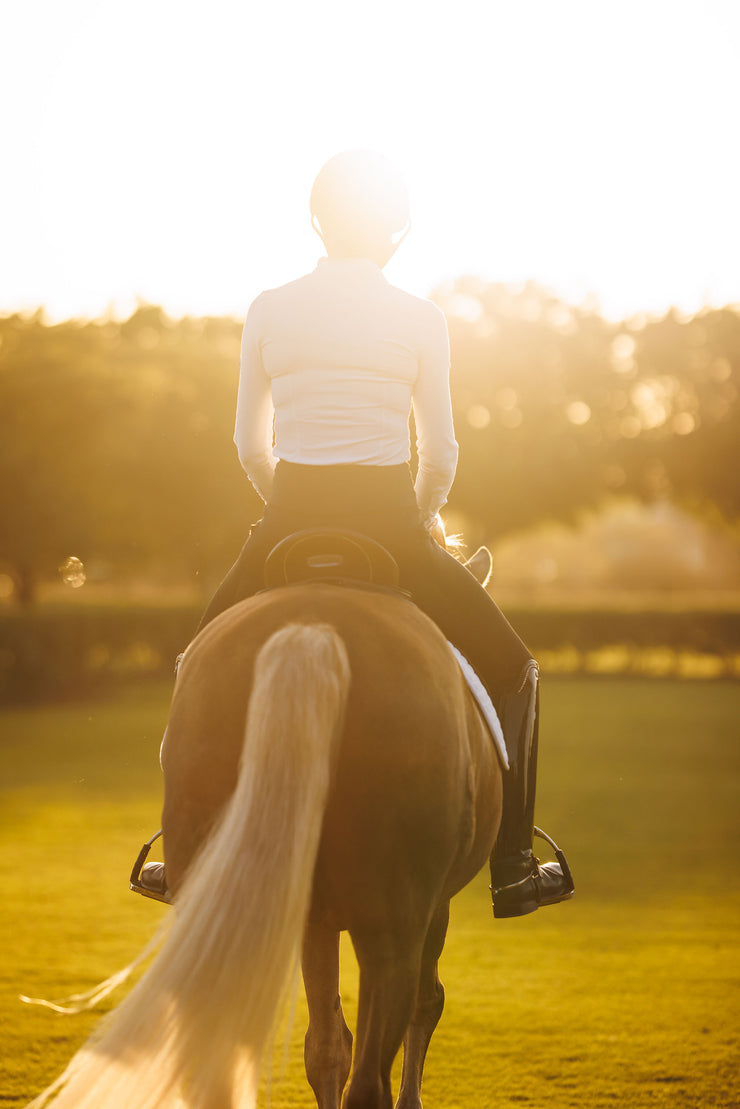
left=448, top=644, right=509, bottom=771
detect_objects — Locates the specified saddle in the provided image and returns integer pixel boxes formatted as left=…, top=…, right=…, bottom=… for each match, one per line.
left=262, top=528, right=406, bottom=594
left=263, top=528, right=507, bottom=767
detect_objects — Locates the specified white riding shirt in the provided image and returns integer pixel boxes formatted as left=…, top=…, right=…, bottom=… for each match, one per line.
left=233, top=256, right=459, bottom=525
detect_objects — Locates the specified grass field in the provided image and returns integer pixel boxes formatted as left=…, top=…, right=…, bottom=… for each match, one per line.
left=0, top=677, right=738, bottom=1107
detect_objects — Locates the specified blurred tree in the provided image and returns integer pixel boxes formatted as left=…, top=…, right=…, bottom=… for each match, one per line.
left=118, top=308, right=261, bottom=587
left=0, top=290, right=737, bottom=604
left=0, top=309, right=259, bottom=604
left=0, top=313, right=112, bottom=603
left=620, top=308, right=740, bottom=521
left=433, top=280, right=739, bottom=541
left=436, top=281, right=619, bottom=539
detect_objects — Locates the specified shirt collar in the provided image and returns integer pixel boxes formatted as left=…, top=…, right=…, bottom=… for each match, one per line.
left=316, top=256, right=386, bottom=279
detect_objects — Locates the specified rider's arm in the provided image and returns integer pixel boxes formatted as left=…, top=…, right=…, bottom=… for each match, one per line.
left=233, top=295, right=277, bottom=502
left=412, top=303, right=458, bottom=528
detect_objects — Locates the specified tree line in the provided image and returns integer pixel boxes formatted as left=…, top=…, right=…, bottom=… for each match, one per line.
left=1, top=286, right=738, bottom=604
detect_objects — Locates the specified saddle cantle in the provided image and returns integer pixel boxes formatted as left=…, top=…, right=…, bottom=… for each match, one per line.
left=260, top=529, right=507, bottom=767
left=263, top=528, right=402, bottom=590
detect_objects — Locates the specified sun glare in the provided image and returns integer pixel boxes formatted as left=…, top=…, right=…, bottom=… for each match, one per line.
left=2, top=1, right=739, bottom=321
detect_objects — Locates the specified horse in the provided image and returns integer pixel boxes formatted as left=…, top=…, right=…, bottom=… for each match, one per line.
left=26, top=574, right=503, bottom=1109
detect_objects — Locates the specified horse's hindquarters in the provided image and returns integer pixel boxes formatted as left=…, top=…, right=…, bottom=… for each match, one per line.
left=164, top=585, right=500, bottom=918
left=160, top=585, right=502, bottom=1107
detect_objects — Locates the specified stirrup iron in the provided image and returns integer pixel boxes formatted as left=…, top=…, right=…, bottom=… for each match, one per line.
left=533, top=825, right=575, bottom=897
left=129, top=829, right=170, bottom=904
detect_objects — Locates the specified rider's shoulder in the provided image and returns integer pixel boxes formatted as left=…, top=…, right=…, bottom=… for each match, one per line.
left=248, top=271, right=320, bottom=314
left=385, top=281, right=446, bottom=321
left=387, top=284, right=448, bottom=338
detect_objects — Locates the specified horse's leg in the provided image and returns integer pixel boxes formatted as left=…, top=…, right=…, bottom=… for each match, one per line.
left=303, top=921, right=353, bottom=1109
left=343, top=929, right=423, bottom=1109
left=395, top=903, right=450, bottom=1109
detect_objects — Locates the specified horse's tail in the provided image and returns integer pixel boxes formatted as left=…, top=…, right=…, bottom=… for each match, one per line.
left=27, top=623, right=350, bottom=1109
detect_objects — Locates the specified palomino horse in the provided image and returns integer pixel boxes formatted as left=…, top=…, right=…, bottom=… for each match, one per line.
left=27, top=579, right=502, bottom=1109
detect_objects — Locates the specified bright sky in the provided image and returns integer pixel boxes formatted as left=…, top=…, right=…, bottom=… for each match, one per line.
left=3, top=0, right=739, bottom=323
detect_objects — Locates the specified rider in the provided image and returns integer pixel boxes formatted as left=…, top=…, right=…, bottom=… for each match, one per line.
left=139, top=150, right=574, bottom=918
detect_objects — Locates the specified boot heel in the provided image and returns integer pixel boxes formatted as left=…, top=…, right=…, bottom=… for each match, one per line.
left=492, top=893, right=539, bottom=919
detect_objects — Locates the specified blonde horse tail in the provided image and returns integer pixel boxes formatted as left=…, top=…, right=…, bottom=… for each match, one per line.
left=26, top=623, right=351, bottom=1109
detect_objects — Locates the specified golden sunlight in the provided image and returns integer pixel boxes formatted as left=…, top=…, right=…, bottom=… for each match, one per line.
left=3, top=1, right=739, bottom=321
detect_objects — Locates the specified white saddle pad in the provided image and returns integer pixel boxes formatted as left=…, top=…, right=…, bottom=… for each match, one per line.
left=447, top=644, right=509, bottom=770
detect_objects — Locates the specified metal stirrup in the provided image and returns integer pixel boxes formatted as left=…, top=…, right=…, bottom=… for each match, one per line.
left=534, top=826, right=575, bottom=895
left=493, top=827, right=575, bottom=897
left=129, top=829, right=163, bottom=892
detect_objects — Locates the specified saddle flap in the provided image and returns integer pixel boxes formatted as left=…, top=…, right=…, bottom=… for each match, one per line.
left=263, top=528, right=400, bottom=589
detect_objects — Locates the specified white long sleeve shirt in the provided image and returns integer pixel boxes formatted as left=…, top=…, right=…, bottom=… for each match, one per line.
left=233, top=257, right=458, bottom=525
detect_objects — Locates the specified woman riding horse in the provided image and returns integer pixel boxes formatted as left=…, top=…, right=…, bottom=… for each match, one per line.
left=25, top=151, right=576, bottom=1109
left=145, top=148, right=573, bottom=918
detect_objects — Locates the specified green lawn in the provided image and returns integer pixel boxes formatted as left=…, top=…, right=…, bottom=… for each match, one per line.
left=1, top=677, right=738, bottom=1107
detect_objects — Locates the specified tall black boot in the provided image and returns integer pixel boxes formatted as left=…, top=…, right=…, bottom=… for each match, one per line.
left=490, top=660, right=574, bottom=919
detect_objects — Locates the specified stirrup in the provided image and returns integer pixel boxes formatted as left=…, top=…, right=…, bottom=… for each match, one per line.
left=491, top=827, right=574, bottom=918
left=533, top=826, right=575, bottom=895
left=129, top=830, right=171, bottom=905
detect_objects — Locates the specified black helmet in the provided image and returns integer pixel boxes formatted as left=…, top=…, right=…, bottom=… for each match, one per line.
left=310, top=149, right=410, bottom=241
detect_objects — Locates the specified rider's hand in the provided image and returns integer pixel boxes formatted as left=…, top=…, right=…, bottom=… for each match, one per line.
left=427, top=515, right=447, bottom=550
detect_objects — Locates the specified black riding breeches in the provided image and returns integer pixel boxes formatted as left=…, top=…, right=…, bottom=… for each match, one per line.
left=196, top=462, right=532, bottom=703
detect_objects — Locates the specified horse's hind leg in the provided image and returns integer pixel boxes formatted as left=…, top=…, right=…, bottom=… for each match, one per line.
left=303, top=920, right=353, bottom=1109
left=344, top=929, right=423, bottom=1109
left=396, top=903, right=450, bottom=1109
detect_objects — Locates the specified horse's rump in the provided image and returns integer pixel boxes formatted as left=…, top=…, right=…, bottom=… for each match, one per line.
left=162, top=584, right=500, bottom=924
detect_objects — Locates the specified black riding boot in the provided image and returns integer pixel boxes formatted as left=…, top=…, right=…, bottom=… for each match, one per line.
left=490, top=660, right=574, bottom=919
